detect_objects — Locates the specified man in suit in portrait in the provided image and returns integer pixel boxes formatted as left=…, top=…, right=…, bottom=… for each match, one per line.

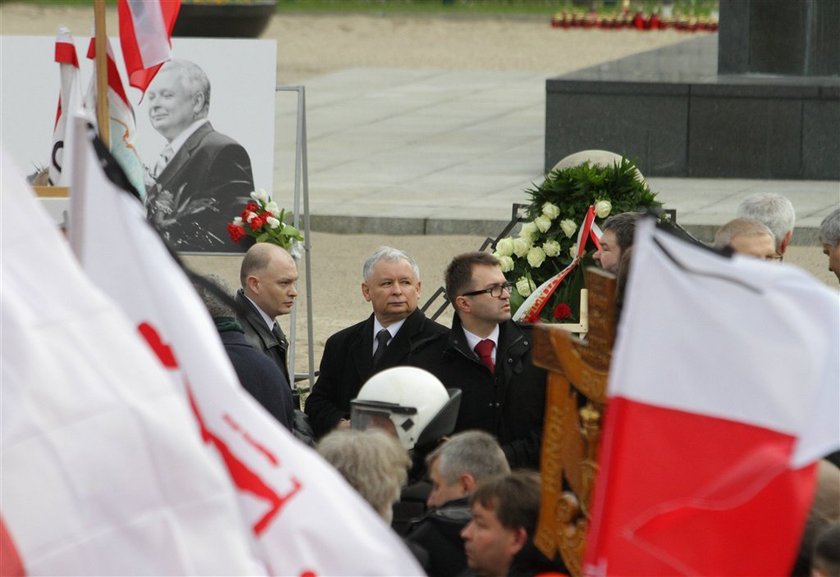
left=145, top=59, right=254, bottom=252
left=304, top=247, right=448, bottom=438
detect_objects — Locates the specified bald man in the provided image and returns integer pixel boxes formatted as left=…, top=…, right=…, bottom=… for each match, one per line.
left=714, top=218, right=780, bottom=261
left=236, top=242, right=299, bottom=384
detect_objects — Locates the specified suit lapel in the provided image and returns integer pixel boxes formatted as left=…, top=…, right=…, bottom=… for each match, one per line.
left=351, top=315, right=376, bottom=380
left=156, top=122, right=213, bottom=187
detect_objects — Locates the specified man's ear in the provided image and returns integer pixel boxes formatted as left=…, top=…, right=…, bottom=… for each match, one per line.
left=361, top=282, right=371, bottom=302
left=193, top=91, right=206, bottom=116
left=510, top=527, right=528, bottom=556
left=246, top=274, right=260, bottom=294
left=454, top=295, right=470, bottom=314
left=780, top=230, right=793, bottom=254
left=460, top=473, right=476, bottom=495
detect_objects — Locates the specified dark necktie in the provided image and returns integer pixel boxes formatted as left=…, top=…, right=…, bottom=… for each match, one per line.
left=474, top=339, right=495, bottom=374
left=371, top=329, right=392, bottom=367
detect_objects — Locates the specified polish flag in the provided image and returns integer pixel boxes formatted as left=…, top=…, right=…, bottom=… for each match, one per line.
left=118, top=0, right=180, bottom=94
left=49, top=27, right=81, bottom=186
left=584, top=219, right=840, bottom=576
left=1, top=148, right=265, bottom=575
left=67, top=117, right=424, bottom=576
left=85, top=36, right=147, bottom=199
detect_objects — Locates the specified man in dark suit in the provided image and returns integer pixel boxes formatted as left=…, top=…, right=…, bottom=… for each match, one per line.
left=305, top=247, right=448, bottom=438
left=145, top=59, right=254, bottom=252
left=195, top=275, right=294, bottom=431
left=235, top=242, right=297, bottom=387
left=421, top=252, right=546, bottom=470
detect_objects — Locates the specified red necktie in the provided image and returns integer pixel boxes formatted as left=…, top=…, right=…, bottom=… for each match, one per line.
left=474, top=339, right=495, bottom=374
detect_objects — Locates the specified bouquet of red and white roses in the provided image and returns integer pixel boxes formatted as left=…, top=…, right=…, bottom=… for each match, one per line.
left=227, top=189, right=303, bottom=252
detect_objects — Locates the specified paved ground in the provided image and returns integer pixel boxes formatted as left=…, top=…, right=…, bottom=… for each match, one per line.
left=273, top=66, right=839, bottom=245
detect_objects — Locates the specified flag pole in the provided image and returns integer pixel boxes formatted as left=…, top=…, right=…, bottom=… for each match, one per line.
left=94, top=0, right=110, bottom=149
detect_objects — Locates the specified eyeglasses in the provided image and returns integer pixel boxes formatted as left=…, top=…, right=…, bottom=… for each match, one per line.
left=461, top=282, right=514, bottom=298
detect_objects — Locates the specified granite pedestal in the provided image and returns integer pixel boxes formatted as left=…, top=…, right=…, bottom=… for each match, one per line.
left=545, top=35, right=840, bottom=180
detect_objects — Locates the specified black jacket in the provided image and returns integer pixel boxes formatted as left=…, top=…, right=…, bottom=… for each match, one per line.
left=217, top=320, right=294, bottom=430
left=304, top=308, right=448, bottom=438
left=235, top=289, right=290, bottom=385
left=418, top=316, right=546, bottom=470
left=406, top=497, right=471, bottom=577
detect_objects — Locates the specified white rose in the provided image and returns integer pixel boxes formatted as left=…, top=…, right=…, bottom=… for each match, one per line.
left=250, top=189, right=269, bottom=204
left=527, top=246, right=546, bottom=268
left=513, top=237, right=531, bottom=258
left=534, top=215, right=552, bottom=233
left=497, top=255, right=515, bottom=273
left=264, top=201, right=280, bottom=216
left=542, top=239, right=561, bottom=257
left=569, top=243, right=579, bottom=259
left=595, top=199, right=612, bottom=219
left=266, top=216, right=281, bottom=229
left=519, top=222, right=538, bottom=242
left=233, top=216, right=243, bottom=225
left=245, top=211, right=257, bottom=223
left=516, top=276, right=536, bottom=298
left=495, top=237, right=514, bottom=257
left=559, top=218, right=577, bottom=238
left=542, top=202, right=561, bottom=220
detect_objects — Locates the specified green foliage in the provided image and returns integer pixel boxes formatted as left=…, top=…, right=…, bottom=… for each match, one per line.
left=495, top=158, right=659, bottom=324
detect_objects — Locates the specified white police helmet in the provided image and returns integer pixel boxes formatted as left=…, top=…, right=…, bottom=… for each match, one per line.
left=351, top=367, right=461, bottom=452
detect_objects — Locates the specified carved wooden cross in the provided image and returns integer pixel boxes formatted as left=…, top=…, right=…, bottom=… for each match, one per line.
left=531, top=267, right=616, bottom=577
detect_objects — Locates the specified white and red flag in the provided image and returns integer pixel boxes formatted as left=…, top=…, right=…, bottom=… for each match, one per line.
left=584, top=218, right=840, bottom=576
left=68, top=117, right=424, bottom=576
left=118, top=0, right=180, bottom=94
left=0, top=148, right=265, bottom=575
left=49, top=26, right=81, bottom=186
left=85, top=36, right=147, bottom=198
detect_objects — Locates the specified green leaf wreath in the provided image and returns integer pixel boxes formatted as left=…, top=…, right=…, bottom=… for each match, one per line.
left=493, top=158, right=660, bottom=323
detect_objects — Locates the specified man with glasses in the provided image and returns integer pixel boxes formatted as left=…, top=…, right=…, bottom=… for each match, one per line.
left=419, top=252, right=546, bottom=469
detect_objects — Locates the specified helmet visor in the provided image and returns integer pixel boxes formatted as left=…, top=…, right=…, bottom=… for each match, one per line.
left=350, top=399, right=418, bottom=439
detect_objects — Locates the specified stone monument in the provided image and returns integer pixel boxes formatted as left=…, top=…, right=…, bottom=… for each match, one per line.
left=544, top=0, right=839, bottom=179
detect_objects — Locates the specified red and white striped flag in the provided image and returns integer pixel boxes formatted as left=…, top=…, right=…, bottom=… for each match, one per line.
left=1, top=147, right=266, bottom=575
left=584, top=218, right=840, bottom=576
left=68, top=117, right=424, bottom=576
left=85, top=36, right=147, bottom=198
left=49, top=27, right=81, bottom=186
left=118, top=0, right=180, bottom=94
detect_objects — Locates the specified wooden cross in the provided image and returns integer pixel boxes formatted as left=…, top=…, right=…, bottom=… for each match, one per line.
left=531, top=267, right=616, bottom=577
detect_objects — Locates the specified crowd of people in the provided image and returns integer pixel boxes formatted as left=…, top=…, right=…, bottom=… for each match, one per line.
left=194, top=191, right=839, bottom=577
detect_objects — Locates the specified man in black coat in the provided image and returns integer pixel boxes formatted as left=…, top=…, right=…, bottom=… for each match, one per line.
left=235, top=242, right=297, bottom=386
left=420, top=252, right=546, bottom=470
left=195, top=276, right=294, bottom=430
left=406, top=431, right=510, bottom=577
left=305, top=247, right=448, bottom=438
left=145, top=59, right=254, bottom=252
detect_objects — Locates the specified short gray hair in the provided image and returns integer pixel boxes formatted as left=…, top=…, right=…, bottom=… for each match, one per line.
left=714, top=218, right=774, bottom=249
left=427, top=430, right=510, bottom=485
left=317, top=429, right=410, bottom=522
left=736, top=193, right=796, bottom=250
left=819, top=208, right=840, bottom=247
left=362, top=246, right=420, bottom=282
left=164, top=59, right=211, bottom=117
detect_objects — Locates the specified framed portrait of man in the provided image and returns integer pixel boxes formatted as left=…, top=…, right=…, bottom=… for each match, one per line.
left=1, top=35, right=276, bottom=254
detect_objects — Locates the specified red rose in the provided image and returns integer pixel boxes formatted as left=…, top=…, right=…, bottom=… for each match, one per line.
left=249, top=216, right=264, bottom=231
left=552, top=302, right=572, bottom=320
left=245, top=201, right=259, bottom=213
left=227, top=223, right=245, bottom=242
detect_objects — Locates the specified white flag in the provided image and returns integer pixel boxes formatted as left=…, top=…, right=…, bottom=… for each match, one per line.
left=68, top=117, right=424, bottom=576
left=49, top=26, right=82, bottom=186
left=0, top=148, right=265, bottom=575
